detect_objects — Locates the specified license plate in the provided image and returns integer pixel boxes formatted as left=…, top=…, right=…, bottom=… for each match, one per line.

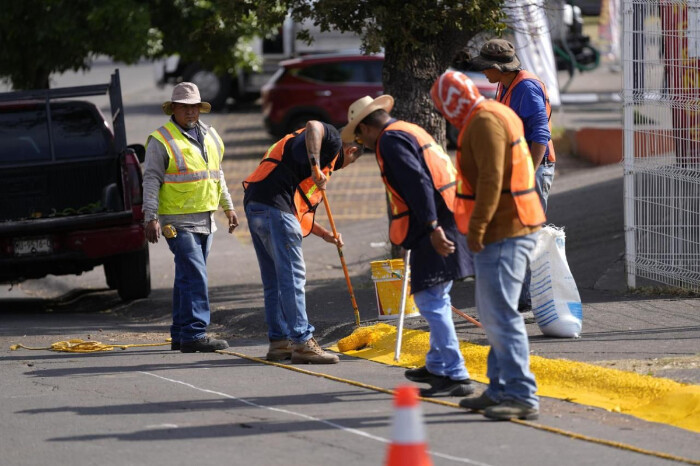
left=14, top=237, right=52, bottom=256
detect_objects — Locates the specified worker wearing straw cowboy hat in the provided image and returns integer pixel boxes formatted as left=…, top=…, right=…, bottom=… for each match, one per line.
left=342, top=96, right=474, bottom=397
left=143, top=82, right=237, bottom=353
left=243, top=120, right=362, bottom=364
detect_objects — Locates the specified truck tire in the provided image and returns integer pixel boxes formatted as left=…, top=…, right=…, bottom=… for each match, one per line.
left=104, top=260, right=119, bottom=290
left=115, top=247, right=151, bottom=301
left=183, top=63, right=231, bottom=111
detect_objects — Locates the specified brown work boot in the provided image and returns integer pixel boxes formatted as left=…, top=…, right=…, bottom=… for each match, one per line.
left=266, top=339, right=292, bottom=361
left=291, top=338, right=339, bottom=364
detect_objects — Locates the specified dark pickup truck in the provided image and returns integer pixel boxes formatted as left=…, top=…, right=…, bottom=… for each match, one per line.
left=0, top=70, right=150, bottom=301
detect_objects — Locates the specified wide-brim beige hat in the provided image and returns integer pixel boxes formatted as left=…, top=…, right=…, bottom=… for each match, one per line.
left=162, top=82, right=212, bottom=116
left=341, top=95, right=394, bottom=143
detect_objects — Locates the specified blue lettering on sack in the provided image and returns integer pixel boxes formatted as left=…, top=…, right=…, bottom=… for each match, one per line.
left=567, top=301, right=583, bottom=321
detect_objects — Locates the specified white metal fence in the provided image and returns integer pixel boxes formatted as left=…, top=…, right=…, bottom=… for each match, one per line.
left=623, top=0, right=700, bottom=291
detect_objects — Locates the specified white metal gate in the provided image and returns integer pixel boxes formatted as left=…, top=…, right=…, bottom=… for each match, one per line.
left=623, top=0, right=700, bottom=291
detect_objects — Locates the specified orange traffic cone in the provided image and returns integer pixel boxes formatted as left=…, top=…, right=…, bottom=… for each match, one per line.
left=385, top=385, right=432, bottom=466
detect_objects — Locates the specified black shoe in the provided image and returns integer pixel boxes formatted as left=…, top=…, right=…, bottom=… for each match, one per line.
left=404, top=366, right=433, bottom=383
left=180, top=337, right=229, bottom=353
left=483, top=400, right=539, bottom=420
left=419, top=376, right=474, bottom=397
left=171, top=341, right=181, bottom=351
left=459, top=392, right=499, bottom=411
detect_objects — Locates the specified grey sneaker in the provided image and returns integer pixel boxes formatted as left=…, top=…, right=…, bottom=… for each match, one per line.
left=483, top=400, right=539, bottom=420
left=180, top=337, right=229, bottom=353
left=459, top=392, right=498, bottom=411
left=266, top=339, right=292, bottom=361
left=291, top=338, right=339, bottom=364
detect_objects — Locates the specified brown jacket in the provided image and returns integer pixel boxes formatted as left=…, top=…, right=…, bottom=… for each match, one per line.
left=458, top=110, right=540, bottom=245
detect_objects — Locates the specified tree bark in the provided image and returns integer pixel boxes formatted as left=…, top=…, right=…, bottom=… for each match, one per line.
left=381, top=28, right=471, bottom=258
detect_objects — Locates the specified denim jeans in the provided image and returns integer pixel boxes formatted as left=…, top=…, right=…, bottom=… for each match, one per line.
left=413, top=281, right=470, bottom=381
left=245, top=202, right=314, bottom=343
left=474, top=233, right=539, bottom=408
left=520, top=161, right=555, bottom=308
left=165, top=230, right=213, bottom=343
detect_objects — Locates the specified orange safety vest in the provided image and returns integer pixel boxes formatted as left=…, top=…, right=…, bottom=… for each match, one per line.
left=242, top=128, right=338, bottom=237
left=497, top=70, right=556, bottom=163
left=375, top=121, right=458, bottom=246
left=454, top=100, right=545, bottom=234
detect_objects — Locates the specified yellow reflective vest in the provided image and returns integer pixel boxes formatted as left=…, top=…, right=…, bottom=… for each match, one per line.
left=149, top=121, right=225, bottom=215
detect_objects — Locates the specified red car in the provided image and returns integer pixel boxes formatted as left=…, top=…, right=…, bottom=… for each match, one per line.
left=262, top=52, right=384, bottom=138
left=261, top=52, right=497, bottom=146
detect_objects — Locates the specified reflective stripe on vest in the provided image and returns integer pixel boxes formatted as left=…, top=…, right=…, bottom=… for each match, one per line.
left=375, top=121, right=458, bottom=246
left=150, top=121, right=224, bottom=215
left=242, top=128, right=338, bottom=237
left=497, top=70, right=556, bottom=163
left=454, top=100, right=545, bottom=234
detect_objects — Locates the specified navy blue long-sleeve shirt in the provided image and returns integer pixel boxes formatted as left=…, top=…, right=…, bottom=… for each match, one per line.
left=376, top=119, right=473, bottom=292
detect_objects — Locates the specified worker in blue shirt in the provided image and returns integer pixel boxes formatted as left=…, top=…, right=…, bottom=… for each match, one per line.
left=470, top=39, right=557, bottom=313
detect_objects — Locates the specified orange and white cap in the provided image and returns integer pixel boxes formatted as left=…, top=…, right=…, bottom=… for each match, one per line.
left=430, top=70, right=484, bottom=130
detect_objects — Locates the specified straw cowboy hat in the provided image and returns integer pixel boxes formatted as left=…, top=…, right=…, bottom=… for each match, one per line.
left=162, top=82, right=212, bottom=116
left=470, top=39, right=522, bottom=73
left=341, top=95, right=395, bottom=143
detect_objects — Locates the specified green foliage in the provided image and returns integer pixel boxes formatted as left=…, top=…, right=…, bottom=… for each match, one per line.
left=0, top=0, right=286, bottom=90
left=269, top=0, right=505, bottom=62
left=0, top=0, right=152, bottom=89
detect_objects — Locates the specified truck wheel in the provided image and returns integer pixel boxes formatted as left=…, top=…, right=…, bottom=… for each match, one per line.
left=183, top=64, right=231, bottom=111
left=104, top=260, right=119, bottom=290
left=115, top=247, right=151, bottom=301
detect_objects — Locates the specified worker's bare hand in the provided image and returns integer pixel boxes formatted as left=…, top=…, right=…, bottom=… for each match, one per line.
left=145, top=220, right=160, bottom=244
left=467, top=235, right=484, bottom=253
left=430, top=227, right=455, bottom=257
left=311, top=168, right=327, bottom=190
left=324, top=231, right=343, bottom=248
left=225, top=209, right=239, bottom=234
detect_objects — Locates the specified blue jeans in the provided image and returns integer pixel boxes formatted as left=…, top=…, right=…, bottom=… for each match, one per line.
left=165, top=231, right=213, bottom=343
left=245, top=202, right=314, bottom=343
left=413, top=281, right=470, bottom=381
left=520, top=162, right=555, bottom=309
left=474, top=234, right=539, bottom=408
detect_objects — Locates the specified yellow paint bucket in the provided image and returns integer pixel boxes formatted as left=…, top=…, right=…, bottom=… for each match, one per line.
left=370, top=259, right=420, bottom=320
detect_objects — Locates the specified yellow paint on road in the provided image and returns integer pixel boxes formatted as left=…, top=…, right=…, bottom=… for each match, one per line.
left=332, top=323, right=700, bottom=433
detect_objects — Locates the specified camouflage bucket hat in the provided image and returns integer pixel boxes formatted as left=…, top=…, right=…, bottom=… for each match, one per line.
left=470, top=39, right=522, bottom=72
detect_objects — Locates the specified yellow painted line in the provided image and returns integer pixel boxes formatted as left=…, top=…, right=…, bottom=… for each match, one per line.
left=216, top=348, right=700, bottom=466
left=331, top=324, right=700, bottom=434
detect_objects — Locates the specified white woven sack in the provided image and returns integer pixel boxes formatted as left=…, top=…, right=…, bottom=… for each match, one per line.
left=529, top=225, right=582, bottom=338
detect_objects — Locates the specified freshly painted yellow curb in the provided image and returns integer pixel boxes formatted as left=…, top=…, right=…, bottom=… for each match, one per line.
left=331, top=323, right=700, bottom=433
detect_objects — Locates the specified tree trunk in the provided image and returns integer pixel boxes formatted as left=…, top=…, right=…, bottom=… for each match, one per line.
left=381, top=28, right=471, bottom=257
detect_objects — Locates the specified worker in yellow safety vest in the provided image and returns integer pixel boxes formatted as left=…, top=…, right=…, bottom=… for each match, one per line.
left=142, top=82, right=237, bottom=353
